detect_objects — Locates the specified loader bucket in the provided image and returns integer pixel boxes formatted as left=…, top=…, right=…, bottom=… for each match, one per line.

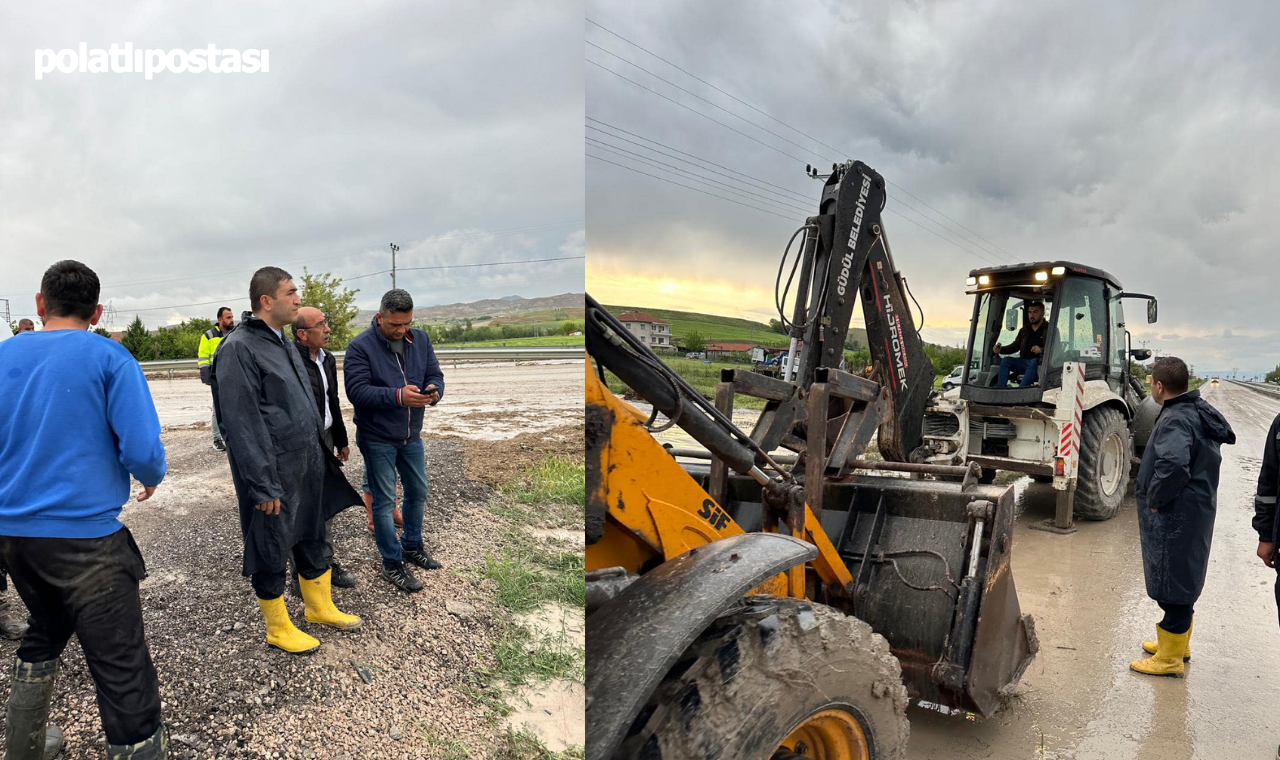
left=704, top=468, right=1038, bottom=718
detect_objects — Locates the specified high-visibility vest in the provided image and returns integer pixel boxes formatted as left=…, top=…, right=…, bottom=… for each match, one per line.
left=197, top=328, right=229, bottom=367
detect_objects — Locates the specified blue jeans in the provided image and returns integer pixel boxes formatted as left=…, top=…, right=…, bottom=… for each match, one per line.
left=997, top=356, right=1040, bottom=388
left=358, top=437, right=427, bottom=567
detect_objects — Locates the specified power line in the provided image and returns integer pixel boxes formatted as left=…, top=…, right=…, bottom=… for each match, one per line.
left=586, top=40, right=826, bottom=164
left=587, top=119, right=1004, bottom=263
left=587, top=120, right=814, bottom=202
left=590, top=121, right=1005, bottom=265
left=588, top=56, right=1010, bottom=264
left=586, top=18, right=1019, bottom=264
left=0, top=221, right=584, bottom=299
left=586, top=59, right=812, bottom=166
left=586, top=137, right=812, bottom=215
left=588, top=152, right=795, bottom=220
left=10, top=255, right=584, bottom=319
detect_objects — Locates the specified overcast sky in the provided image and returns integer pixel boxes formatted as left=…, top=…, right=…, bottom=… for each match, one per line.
left=0, top=1, right=583, bottom=329
left=585, top=0, right=1280, bottom=377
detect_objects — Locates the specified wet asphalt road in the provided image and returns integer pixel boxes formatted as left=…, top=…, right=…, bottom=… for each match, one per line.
left=907, top=381, right=1280, bottom=760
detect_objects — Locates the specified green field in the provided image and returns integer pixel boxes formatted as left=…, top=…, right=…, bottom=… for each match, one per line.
left=603, top=305, right=871, bottom=351
left=436, top=335, right=584, bottom=348
left=603, top=356, right=770, bottom=410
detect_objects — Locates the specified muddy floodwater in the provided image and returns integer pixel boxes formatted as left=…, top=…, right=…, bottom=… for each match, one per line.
left=652, top=382, right=1280, bottom=759
left=906, top=381, right=1280, bottom=759
left=148, top=359, right=582, bottom=440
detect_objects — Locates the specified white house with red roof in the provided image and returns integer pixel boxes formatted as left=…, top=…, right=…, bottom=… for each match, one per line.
left=617, top=310, right=673, bottom=351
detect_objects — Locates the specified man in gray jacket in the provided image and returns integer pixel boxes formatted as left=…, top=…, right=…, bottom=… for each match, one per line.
left=212, top=267, right=363, bottom=654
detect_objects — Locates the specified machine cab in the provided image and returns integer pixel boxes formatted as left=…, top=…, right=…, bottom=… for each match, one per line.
left=957, top=262, right=1156, bottom=407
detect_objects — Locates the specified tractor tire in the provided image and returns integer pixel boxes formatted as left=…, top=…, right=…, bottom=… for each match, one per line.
left=1073, top=407, right=1132, bottom=521
left=616, top=597, right=910, bottom=760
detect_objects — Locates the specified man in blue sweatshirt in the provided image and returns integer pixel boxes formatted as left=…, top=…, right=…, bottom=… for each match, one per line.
left=344, top=289, right=444, bottom=593
left=0, top=261, right=169, bottom=759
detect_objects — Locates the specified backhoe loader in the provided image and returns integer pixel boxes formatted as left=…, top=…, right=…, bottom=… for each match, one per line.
left=586, top=161, right=1037, bottom=760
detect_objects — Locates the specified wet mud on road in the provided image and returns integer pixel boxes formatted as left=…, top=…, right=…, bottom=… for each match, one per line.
left=907, top=382, right=1280, bottom=759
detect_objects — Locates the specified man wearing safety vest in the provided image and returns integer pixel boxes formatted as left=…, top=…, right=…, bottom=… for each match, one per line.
left=199, top=307, right=236, bottom=451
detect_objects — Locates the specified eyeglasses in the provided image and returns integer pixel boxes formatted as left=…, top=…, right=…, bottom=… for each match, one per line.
left=300, top=320, right=329, bottom=330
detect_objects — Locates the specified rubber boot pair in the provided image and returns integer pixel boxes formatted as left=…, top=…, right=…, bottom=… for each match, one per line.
left=362, top=492, right=403, bottom=533
left=1130, top=625, right=1192, bottom=677
left=257, top=569, right=361, bottom=655
left=4, top=657, right=64, bottom=760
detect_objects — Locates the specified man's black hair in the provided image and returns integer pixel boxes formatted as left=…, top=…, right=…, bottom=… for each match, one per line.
left=380, top=289, right=414, bottom=314
left=1152, top=356, right=1190, bottom=395
left=249, top=267, right=293, bottom=313
left=217, top=306, right=232, bottom=319
left=40, top=260, right=100, bottom=321
left=1026, top=300, right=1044, bottom=309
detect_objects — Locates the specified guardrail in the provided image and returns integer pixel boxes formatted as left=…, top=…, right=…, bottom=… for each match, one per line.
left=1232, top=379, right=1280, bottom=400
left=139, top=346, right=583, bottom=374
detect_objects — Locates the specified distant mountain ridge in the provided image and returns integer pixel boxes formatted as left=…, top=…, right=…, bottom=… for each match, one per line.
left=356, top=292, right=583, bottom=323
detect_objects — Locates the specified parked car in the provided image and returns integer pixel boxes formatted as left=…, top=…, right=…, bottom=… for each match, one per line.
left=685, top=352, right=706, bottom=360
left=940, top=365, right=964, bottom=391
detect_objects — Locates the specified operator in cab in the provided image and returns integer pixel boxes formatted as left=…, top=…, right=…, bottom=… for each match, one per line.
left=993, top=300, right=1048, bottom=388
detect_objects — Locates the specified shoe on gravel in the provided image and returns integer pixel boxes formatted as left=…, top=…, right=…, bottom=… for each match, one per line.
left=213, top=440, right=227, bottom=452
left=380, top=563, right=423, bottom=593
left=330, top=562, right=357, bottom=588
left=403, top=548, right=442, bottom=571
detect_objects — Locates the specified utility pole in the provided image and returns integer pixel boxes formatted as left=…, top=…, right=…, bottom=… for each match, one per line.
left=390, top=243, right=400, bottom=289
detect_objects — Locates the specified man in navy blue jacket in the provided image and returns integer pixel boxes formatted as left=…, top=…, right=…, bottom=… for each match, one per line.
left=344, top=289, right=445, bottom=592
left=0, top=261, right=169, bottom=759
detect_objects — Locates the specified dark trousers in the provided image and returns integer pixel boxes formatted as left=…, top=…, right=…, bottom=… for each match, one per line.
left=0, top=528, right=161, bottom=745
left=253, top=543, right=328, bottom=600
left=1157, top=601, right=1194, bottom=634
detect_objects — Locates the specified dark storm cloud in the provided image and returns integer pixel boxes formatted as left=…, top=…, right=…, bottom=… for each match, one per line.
left=586, top=0, right=1280, bottom=372
left=0, top=1, right=583, bottom=327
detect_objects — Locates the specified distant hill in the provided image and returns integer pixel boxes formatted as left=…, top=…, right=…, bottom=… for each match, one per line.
left=603, top=305, right=871, bottom=350
left=602, top=304, right=963, bottom=354
left=356, top=293, right=583, bottom=324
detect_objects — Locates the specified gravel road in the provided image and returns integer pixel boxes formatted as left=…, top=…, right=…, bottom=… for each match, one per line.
left=0, top=361, right=584, bottom=759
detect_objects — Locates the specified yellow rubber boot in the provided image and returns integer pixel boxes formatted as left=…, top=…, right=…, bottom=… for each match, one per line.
left=1130, top=625, right=1188, bottom=677
left=257, top=596, right=320, bottom=654
left=299, top=568, right=363, bottom=630
left=1143, top=617, right=1192, bottom=661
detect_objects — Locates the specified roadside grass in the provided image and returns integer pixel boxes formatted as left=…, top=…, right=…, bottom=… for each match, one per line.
left=484, top=540, right=585, bottom=615
left=474, top=452, right=587, bottom=756
left=422, top=729, right=473, bottom=760
left=508, top=456, right=586, bottom=507
left=490, top=619, right=584, bottom=684
left=603, top=357, right=769, bottom=411
left=494, top=729, right=586, bottom=760
left=494, top=455, right=585, bottom=529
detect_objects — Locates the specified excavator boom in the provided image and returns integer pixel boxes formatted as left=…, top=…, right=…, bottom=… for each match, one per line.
left=793, top=160, right=935, bottom=461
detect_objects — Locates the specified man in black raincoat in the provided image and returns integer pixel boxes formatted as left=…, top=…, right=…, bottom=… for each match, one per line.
left=1132, top=356, right=1235, bottom=677
left=212, top=267, right=363, bottom=655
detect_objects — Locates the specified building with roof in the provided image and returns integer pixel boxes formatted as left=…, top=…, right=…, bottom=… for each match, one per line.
left=617, top=310, right=673, bottom=351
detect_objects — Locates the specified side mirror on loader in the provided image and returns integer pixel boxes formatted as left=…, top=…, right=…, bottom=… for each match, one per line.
left=1147, top=298, right=1158, bottom=323
left=1130, top=348, right=1152, bottom=361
